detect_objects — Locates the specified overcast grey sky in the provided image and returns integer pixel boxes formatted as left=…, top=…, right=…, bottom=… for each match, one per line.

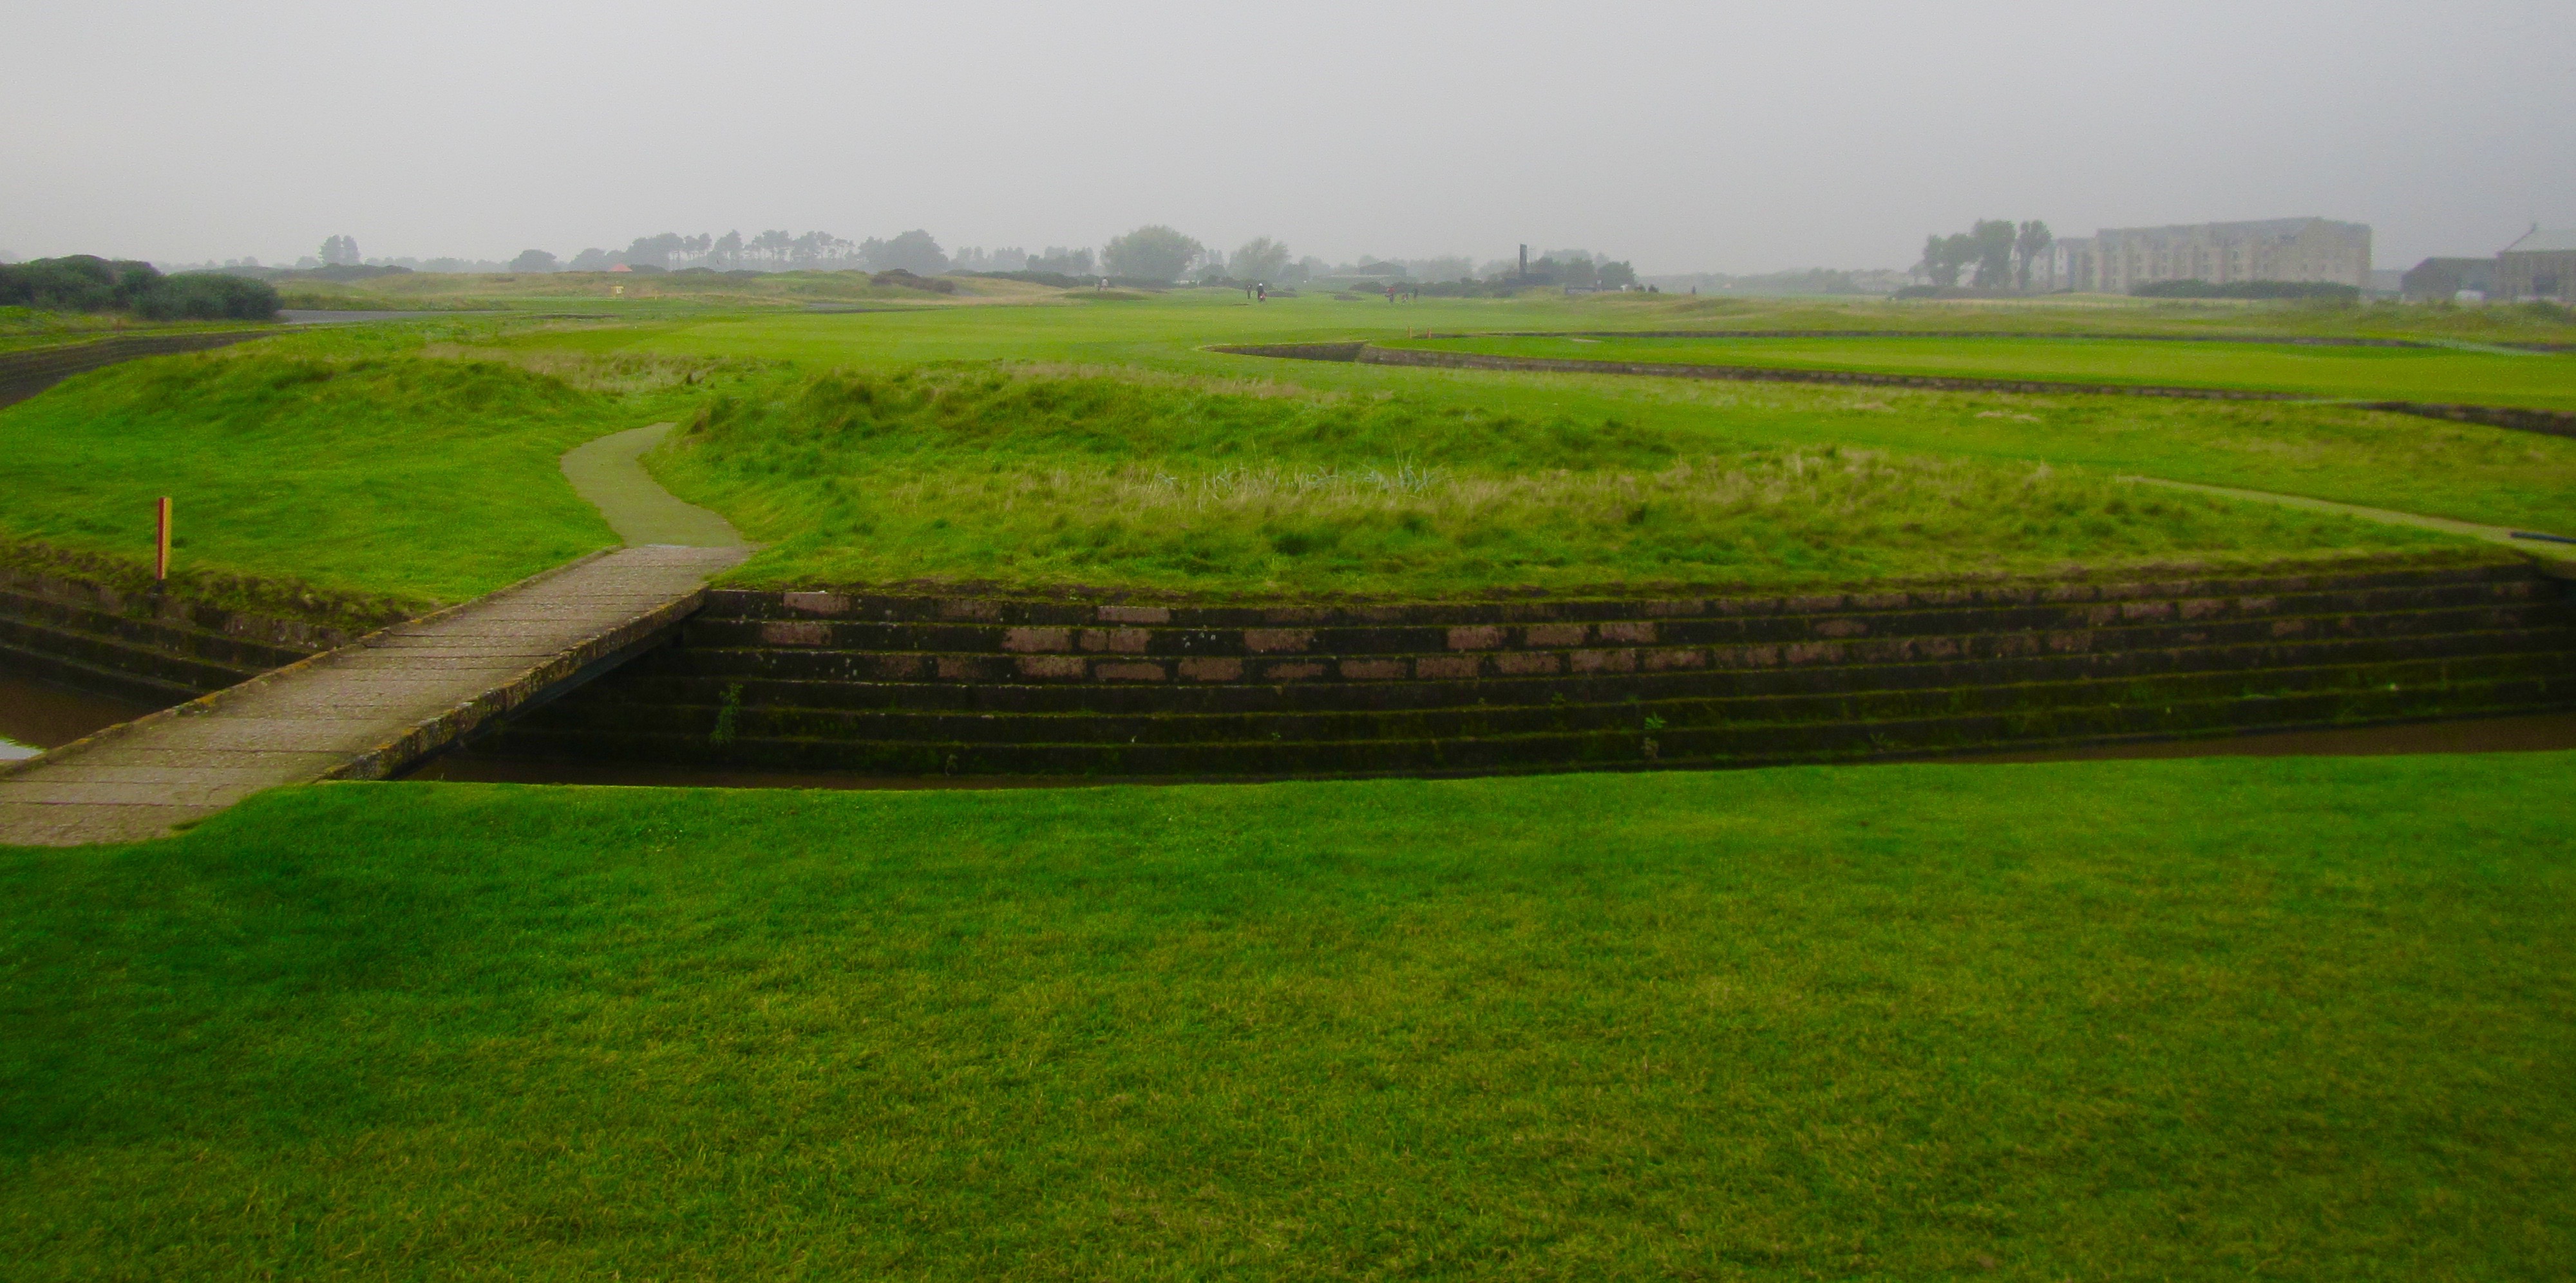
left=5, top=0, right=2571, bottom=272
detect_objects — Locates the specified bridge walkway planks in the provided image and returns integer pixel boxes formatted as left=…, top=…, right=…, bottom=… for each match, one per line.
left=0, top=544, right=745, bottom=846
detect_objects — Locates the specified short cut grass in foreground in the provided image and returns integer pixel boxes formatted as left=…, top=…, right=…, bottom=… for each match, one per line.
left=5, top=756, right=2571, bottom=1278
left=648, top=366, right=2455, bottom=596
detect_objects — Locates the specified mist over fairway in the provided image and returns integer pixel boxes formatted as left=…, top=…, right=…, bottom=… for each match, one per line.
left=6, top=6, right=2576, bottom=1277
left=7, top=3, right=2573, bottom=274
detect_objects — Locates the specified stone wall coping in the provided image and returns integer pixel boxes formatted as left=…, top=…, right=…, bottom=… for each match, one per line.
left=1, top=565, right=361, bottom=652
left=706, top=558, right=2522, bottom=631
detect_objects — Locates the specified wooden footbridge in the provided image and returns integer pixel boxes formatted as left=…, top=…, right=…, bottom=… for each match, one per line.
left=0, top=423, right=744, bottom=846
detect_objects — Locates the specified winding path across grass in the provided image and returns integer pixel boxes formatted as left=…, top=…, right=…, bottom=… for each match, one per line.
left=2123, top=476, right=2576, bottom=568
left=561, top=421, right=748, bottom=548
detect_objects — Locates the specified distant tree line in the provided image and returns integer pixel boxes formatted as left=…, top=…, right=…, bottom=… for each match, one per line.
left=505, top=229, right=957, bottom=275
left=1028, top=247, right=1095, bottom=275
left=1915, top=220, right=2053, bottom=290
left=0, top=255, right=279, bottom=320
left=1653, top=268, right=1911, bottom=296
left=1519, top=252, right=1637, bottom=290
left=147, top=225, right=1663, bottom=296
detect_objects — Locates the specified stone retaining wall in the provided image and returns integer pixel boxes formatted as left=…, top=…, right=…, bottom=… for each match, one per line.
left=0, top=564, right=354, bottom=705
left=473, top=558, right=2576, bottom=778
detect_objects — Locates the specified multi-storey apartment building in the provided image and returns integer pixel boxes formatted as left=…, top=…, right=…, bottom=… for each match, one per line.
left=2040, top=218, right=2371, bottom=293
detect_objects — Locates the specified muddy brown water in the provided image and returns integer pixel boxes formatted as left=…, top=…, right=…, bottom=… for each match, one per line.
left=405, top=712, right=2576, bottom=789
left=1963, top=711, right=2576, bottom=763
left=0, top=667, right=163, bottom=762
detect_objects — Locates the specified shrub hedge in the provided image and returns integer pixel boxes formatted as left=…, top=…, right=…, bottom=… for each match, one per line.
left=2132, top=279, right=2362, bottom=301
left=0, top=255, right=279, bottom=320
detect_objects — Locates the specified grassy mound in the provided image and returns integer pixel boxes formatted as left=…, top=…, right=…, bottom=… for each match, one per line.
left=5, top=755, right=2571, bottom=1276
left=0, top=352, right=632, bottom=611
left=649, top=366, right=2459, bottom=597
left=495, top=299, right=2576, bottom=535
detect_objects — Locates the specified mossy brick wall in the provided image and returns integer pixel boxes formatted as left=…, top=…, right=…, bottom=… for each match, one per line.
left=0, top=564, right=354, bottom=705
left=477, top=560, right=2576, bottom=778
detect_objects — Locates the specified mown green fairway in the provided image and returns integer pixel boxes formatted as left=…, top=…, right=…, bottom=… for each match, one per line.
left=5, top=755, right=2571, bottom=1278
left=1379, top=333, right=2576, bottom=411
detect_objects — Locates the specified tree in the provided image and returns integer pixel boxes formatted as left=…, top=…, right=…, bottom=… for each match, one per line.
left=1597, top=260, right=1638, bottom=289
left=1969, top=220, right=2017, bottom=290
left=1101, top=225, right=1204, bottom=283
left=1231, top=236, right=1291, bottom=283
left=1918, top=231, right=1985, bottom=288
left=1028, top=246, right=1094, bottom=276
left=2013, top=220, right=2054, bottom=291
left=710, top=231, right=743, bottom=270
left=627, top=233, right=710, bottom=269
left=509, top=249, right=558, bottom=273
left=866, top=229, right=947, bottom=274
left=318, top=235, right=362, bottom=266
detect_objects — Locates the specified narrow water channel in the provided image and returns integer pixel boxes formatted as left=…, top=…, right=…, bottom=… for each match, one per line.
left=0, top=665, right=162, bottom=761
left=7, top=655, right=2568, bottom=780
left=406, top=710, right=2576, bottom=789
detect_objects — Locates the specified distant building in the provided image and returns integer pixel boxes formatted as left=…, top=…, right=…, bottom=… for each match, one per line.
left=2401, top=257, right=2496, bottom=301
left=2040, top=218, right=2371, bottom=293
left=2495, top=228, right=2576, bottom=302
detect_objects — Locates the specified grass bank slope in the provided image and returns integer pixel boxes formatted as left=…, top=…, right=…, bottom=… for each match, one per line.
left=0, top=353, right=633, bottom=609
left=502, top=298, right=2576, bottom=535
left=1381, top=333, right=2576, bottom=411
left=4, top=755, right=2571, bottom=1278
left=649, top=367, right=2456, bottom=597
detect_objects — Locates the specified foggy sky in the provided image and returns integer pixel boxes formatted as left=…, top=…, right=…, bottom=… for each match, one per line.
left=5, top=0, right=2571, bottom=273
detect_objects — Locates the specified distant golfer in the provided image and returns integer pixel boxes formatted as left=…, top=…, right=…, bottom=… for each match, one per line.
left=1385, top=282, right=1397, bottom=303
left=1256, top=283, right=1267, bottom=303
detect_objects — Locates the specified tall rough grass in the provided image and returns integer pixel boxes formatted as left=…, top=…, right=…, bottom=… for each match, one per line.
left=648, top=366, right=2462, bottom=597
